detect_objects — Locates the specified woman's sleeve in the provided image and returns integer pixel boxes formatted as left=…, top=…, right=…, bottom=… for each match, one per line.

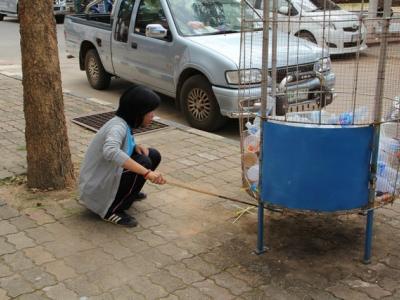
left=102, top=125, right=130, bottom=166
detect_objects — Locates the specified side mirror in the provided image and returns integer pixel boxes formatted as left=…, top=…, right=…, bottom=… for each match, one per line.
left=145, top=24, right=168, bottom=39
left=278, top=6, right=290, bottom=15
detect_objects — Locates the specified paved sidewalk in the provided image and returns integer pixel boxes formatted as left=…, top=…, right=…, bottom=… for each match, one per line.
left=0, top=73, right=400, bottom=299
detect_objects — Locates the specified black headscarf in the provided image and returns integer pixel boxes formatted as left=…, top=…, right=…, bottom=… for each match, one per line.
left=116, top=85, right=161, bottom=128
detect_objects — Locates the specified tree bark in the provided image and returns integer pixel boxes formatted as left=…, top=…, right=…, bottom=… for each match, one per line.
left=19, top=0, right=75, bottom=189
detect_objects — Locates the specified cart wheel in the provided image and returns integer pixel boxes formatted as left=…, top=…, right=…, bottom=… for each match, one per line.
left=85, top=49, right=111, bottom=90
left=180, top=75, right=227, bottom=132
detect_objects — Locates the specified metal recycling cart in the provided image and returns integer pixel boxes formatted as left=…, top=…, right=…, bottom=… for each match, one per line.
left=238, top=0, right=400, bottom=263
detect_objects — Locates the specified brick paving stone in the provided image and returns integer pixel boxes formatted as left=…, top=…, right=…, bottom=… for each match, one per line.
left=165, top=262, right=205, bottom=284
left=135, top=229, right=167, bottom=247
left=147, top=269, right=186, bottom=293
left=138, top=247, right=175, bottom=268
left=0, top=274, right=35, bottom=298
left=23, top=246, right=55, bottom=265
left=129, top=276, right=169, bottom=300
left=182, top=256, right=220, bottom=277
left=160, top=294, right=179, bottom=300
left=344, top=279, right=392, bottom=299
left=24, top=227, right=55, bottom=244
left=63, top=248, right=115, bottom=274
left=226, top=265, right=267, bottom=288
left=157, top=243, right=192, bottom=261
left=43, top=235, right=94, bottom=258
left=326, top=284, right=374, bottom=300
left=110, top=285, right=145, bottom=300
left=6, top=232, right=36, bottom=250
left=64, top=275, right=102, bottom=297
left=88, top=293, right=113, bottom=300
left=20, top=266, right=57, bottom=289
left=100, top=240, right=133, bottom=260
left=16, top=291, right=50, bottom=300
left=0, top=237, right=15, bottom=256
left=173, top=286, right=212, bottom=299
left=2, top=251, right=34, bottom=271
left=174, top=239, right=210, bottom=256
left=9, top=215, right=37, bottom=230
left=22, top=208, right=55, bottom=225
left=117, top=235, right=150, bottom=253
left=43, top=260, right=77, bottom=281
left=150, top=224, right=181, bottom=241
left=43, top=283, right=79, bottom=299
left=0, top=262, right=13, bottom=278
left=0, top=221, right=18, bottom=236
left=211, top=271, right=253, bottom=296
left=193, top=279, right=235, bottom=300
left=123, top=253, right=158, bottom=275
left=0, top=206, right=19, bottom=220
left=0, top=288, right=9, bottom=300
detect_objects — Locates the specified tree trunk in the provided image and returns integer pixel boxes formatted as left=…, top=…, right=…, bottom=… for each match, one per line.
left=19, top=0, right=75, bottom=189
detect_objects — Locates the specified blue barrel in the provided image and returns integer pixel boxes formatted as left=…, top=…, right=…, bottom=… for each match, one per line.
left=260, top=121, right=374, bottom=212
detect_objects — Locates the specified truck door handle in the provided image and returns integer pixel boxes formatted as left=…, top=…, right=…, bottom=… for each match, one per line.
left=131, top=42, right=138, bottom=49
left=96, top=38, right=102, bottom=47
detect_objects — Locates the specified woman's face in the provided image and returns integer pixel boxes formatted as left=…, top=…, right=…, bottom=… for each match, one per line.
left=142, top=110, right=155, bottom=127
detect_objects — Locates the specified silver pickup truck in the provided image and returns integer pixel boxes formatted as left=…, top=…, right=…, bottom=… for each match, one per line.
left=0, top=0, right=74, bottom=23
left=64, top=0, right=335, bottom=131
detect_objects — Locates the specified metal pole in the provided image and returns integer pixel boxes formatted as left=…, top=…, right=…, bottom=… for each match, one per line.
left=363, top=210, right=374, bottom=264
left=256, top=0, right=271, bottom=255
left=365, top=0, right=392, bottom=263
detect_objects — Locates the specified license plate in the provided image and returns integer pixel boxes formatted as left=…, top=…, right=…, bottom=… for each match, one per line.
left=287, top=88, right=309, bottom=103
left=351, top=34, right=360, bottom=43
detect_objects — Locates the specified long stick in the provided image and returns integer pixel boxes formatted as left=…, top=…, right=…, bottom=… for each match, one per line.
left=166, top=179, right=257, bottom=207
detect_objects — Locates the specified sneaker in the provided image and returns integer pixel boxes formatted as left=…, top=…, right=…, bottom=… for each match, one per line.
left=104, top=212, right=138, bottom=227
left=133, top=192, right=147, bottom=201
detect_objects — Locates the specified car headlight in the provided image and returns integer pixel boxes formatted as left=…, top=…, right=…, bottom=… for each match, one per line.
left=314, top=57, right=331, bottom=73
left=226, top=69, right=263, bottom=85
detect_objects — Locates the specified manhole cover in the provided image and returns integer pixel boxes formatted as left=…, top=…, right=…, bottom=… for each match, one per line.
left=72, top=111, right=169, bottom=134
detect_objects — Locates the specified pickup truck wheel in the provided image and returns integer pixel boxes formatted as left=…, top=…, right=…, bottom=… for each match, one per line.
left=85, top=49, right=111, bottom=90
left=55, top=15, right=65, bottom=24
left=296, top=31, right=317, bottom=44
left=181, top=75, right=227, bottom=132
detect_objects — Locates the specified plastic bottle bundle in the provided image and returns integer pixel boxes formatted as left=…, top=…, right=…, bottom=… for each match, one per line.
left=246, top=164, right=259, bottom=192
left=244, top=116, right=261, bottom=153
left=376, top=161, right=399, bottom=194
left=378, top=135, right=400, bottom=168
left=284, top=106, right=369, bottom=126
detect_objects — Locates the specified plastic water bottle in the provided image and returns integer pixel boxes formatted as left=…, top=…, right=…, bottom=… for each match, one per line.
left=247, top=164, right=259, bottom=182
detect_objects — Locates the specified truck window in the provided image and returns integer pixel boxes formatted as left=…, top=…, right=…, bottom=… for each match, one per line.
left=134, top=0, right=170, bottom=39
left=114, top=0, right=135, bottom=43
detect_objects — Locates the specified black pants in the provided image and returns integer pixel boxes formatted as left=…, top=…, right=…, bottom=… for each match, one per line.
left=107, top=148, right=161, bottom=215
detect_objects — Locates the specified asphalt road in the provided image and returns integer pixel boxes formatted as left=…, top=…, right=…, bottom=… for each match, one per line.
left=1, top=16, right=399, bottom=139
left=0, top=17, right=240, bottom=140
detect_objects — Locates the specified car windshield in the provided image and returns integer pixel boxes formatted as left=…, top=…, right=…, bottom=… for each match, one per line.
left=167, top=0, right=262, bottom=36
left=298, top=0, right=341, bottom=11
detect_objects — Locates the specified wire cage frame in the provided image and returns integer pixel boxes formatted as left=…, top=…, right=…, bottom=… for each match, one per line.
left=238, top=0, right=400, bottom=260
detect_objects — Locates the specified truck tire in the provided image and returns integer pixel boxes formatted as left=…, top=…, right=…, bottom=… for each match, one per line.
left=55, top=15, right=65, bottom=24
left=296, top=31, right=317, bottom=44
left=85, top=49, right=111, bottom=90
left=180, top=75, right=227, bottom=132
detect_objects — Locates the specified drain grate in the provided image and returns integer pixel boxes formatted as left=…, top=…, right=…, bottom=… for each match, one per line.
left=72, top=111, right=169, bottom=134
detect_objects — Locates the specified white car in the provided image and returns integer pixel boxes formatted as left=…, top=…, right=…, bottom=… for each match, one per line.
left=0, top=0, right=74, bottom=23
left=255, top=0, right=368, bottom=55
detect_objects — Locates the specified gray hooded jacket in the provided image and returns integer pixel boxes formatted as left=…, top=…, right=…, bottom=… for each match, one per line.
left=79, top=116, right=130, bottom=218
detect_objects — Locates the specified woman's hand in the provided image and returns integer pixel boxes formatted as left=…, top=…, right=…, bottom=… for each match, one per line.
left=146, top=171, right=166, bottom=185
left=136, top=144, right=149, bottom=156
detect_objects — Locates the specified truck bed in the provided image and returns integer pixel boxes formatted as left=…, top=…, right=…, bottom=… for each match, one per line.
left=65, top=13, right=112, bottom=31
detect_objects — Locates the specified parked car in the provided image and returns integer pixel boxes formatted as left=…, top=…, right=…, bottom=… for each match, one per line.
left=0, top=0, right=74, bottom=23
left=64, top=0, right=336, bottom=131
left=254, top=0, right=368, bottom=55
